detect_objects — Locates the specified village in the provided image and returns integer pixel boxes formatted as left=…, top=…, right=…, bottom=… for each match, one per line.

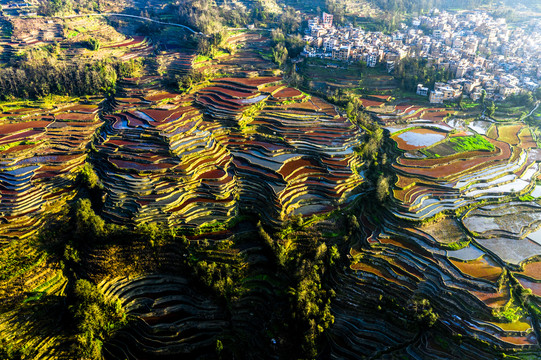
left=302, top=9, right=541, bottom=103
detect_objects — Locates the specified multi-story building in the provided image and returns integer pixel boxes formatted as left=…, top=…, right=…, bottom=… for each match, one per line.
left=417, top=84, right=429, bottom=96
left=332, top=45, right=351, bottom=61
left=322, top=12, right=333, bottom=29
left=300, top=10, right=540, bottom=100
left=434, top=82, right=462, bottom=100
left=429, top=90, right=444, bottom=103
left=456, top=65, right=468, bottom=78
left=323, top=38, right=337, bottom=53
left=366, top=53, right=378, bottom=67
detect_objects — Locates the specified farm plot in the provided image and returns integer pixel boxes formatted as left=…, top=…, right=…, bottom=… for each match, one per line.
left=462, top=203, right=541, bottom=265
left=298, top=59, right=367, bottom=89
left=520, top=261, right=541, bottom=281
left=419, top=217, right=466, bottom=244
left=450, top=256, right=502, bottom=283
left=421, top=134, right=495, bottom=158
left=497, top=124, right=523, bottom=146
left=462, top=202, right=541, bottom=240
left=468, top=120, right=493, bottom=135
left=391, top=128, right=447, bottom=150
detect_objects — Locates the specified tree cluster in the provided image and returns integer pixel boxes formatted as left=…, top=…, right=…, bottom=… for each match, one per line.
left=325, top=0, right=347, bottom=25
left=70, top=279, right=127, bottom=359
left=275, top=6, right=302, bottom=34
left=38, top=0, right=102, bottom=16
left=347, top=100, right=393, bottom=202
left=173, top=0, right=249, bottom=35
left=288, top=258, right=336, bottom=358
left=270, top=28, right=305, bottom=67
left=394, top=57, right=451, bottom=92
left=196, top=31, right=228, bottom=57
left=258, top=218, right=341, bottom=359
left=176, top=69, right=207, bottom=93
left=506, top=91, right=537, bottom=108
left=408, top=297, right=439, bottom=327
left=82, top=37, right=101, bottom=51
left=348, top=101, right=384, bottom=161
left=188, top=239, right=247, bottom=301
left=0, top=57, right=142, bottom=100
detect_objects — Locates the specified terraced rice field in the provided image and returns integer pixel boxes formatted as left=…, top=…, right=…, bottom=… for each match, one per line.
left=1, top=18, right=541, bottom=359
left=450, top=257, right=502, bottom=283
left=521, top=262, right=541, bottom=280
left=358, top=98, right=385, bottom=108
left=469, top=120, right=493, bottom=135
left=347, top=102, right=541, bottom=356
left=92, top=72, right=363, bottom=227
left=338, top=203, right=541, bottom=356
left=386, top=109, right=540, bottom=221
left=100, top=274, right=229, bottom=358
left=496, top=124, right=523, bottom=145
left=462, top=203, right=541, bottom=265
left=0, top=104, right=101, bottom=240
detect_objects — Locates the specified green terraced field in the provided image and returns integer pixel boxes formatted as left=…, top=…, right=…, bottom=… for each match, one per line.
left=448, top=135, right=495, bottom=152
left=421, top=134, right=495, bottom=158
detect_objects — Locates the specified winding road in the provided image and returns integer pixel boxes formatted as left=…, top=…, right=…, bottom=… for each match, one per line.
left=53, top=13, right=204, bottom=35
left=527, top=101, right=540, bottom=118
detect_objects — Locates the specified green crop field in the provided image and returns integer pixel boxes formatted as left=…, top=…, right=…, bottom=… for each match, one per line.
left=448, top=135, right=495, bottom=152
left=421, top=134, right=495, bottom=158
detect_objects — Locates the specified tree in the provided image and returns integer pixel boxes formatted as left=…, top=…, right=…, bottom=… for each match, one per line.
left=74, top=198, right=107, bottom=241
left=346, top=101, right=355, bottom=118
left=79, top=163, right=102, bottom=190
left=284, top=34, right=305, bottom=59
left=456, top=93, right=463, bottom=109
left=271, top=28, right=285, bottom=43
left=359, top=60, right=367, bottom=71
left=524, top=92, right=534, bottom=107
left=534, top=87, right=541, bottom=101
left=328, top=245, right=340, bottom=266
left=487, top=100, right=496, bottom=118
left=216, top=339, right=224, bottom=358
left=480, top=89, right=486, bottom=105
left=272, top=43, right=288, bottom=67
left=409, top=297, right=439, bottom=327
left=376, top=175, right=390, bottom=203
left=84, top=38, right=100, bottom=51
left=197, top=37, right=214, bottom=57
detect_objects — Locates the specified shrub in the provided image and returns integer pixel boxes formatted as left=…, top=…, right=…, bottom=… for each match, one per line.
left=492, top=304, right=523, bottom=323
left=83, top=38, right=100, bottom=51
left=79, top=163, right=102, bottom=190
left=409, top=298, right=439, bottom=327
